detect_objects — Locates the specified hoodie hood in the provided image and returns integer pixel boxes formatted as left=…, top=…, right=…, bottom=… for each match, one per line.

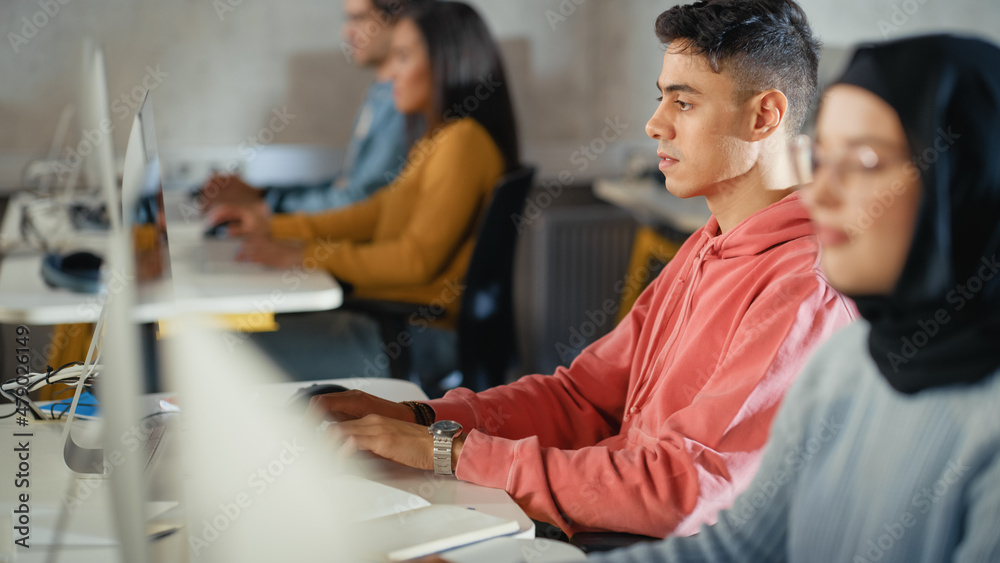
left=701, top=192, right=815, bottom=259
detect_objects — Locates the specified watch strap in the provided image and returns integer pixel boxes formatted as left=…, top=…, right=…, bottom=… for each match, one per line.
left=432, top=435, right=454, bottom=475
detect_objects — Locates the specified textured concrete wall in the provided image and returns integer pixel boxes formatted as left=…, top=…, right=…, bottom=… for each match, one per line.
left=1, top=0, right=998, bottom=188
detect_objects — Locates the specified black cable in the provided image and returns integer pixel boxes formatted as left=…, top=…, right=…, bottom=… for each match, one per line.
left=51, top=385, right=93, bottom=399
left=0, top=361, right=92, bottom=421
left=1, top=361, right=84, bottom=387
left=0, top=374, right=31, bottom=416
left=53, top=402, right=99, bottom=420
left=44, top=361, right=85, bottom=385
left=0, top=392, right=37, bottom=419
left=50, top=403, right=177, bottom=422
left=141, top=410, right=177, bottom=422
left=19, top=209, right=50, bottom=253
left=1, top=363, right=92, bottom=397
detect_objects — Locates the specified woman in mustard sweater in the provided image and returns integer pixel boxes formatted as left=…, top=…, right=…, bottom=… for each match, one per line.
left=209, top=1, right=519, bottom=384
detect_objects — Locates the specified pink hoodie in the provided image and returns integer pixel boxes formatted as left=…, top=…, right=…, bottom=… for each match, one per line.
left=427, top=192, right=856, bottom=537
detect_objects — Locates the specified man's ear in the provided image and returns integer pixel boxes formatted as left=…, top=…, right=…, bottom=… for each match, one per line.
left=748, top=89, right=788, bottom=141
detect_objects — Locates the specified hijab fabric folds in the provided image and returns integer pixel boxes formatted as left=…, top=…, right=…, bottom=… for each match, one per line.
left=835, top=35, right=1000, bottom=394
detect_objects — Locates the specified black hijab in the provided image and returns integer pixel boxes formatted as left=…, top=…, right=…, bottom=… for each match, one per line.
left=834, top=35, right=1000, bottom=394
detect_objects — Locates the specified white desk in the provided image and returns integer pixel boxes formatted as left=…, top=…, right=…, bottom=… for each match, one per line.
left=0, top=378, right=535, bottom=562
left=259, top=379, right=536, bottom=540
left=0, top=409, right=186, bottom=562
left=159, top=193, right=342, bottom=318
left=0, top=189, right=342, bottom=324
left=0, top=192, right=119, bottom=324
left=0, top=250, right=111, bottom=325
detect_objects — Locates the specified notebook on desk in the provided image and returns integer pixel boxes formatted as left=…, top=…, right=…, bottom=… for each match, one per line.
left=358, top=504, right=520, bottom=561
left=336, top=475, right=520, bottom=561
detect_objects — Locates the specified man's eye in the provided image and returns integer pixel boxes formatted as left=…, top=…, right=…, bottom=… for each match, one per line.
left=676, top=101, right=693, bottom=111
left=656, top=96, right=663, bottom=102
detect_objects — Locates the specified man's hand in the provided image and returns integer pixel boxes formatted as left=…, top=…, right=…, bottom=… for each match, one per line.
left=307, top=391, right=467, bottom=472
left=236, top=236, right=306, bottom=269
left=206, top=201, right=271, bottom=238
left=307, top=389, right=417, bottom=423
left=199, top=174, right=262, bottom=209
left=333, top=415, right=466, bottom=472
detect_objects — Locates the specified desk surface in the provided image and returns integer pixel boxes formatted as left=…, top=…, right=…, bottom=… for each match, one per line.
left=0, top=378, right=534, bottom=562
left=160, top=189, right=343, bottom=316
left=0, top=190, right=342, bottom=324
left=255, top=379, right=536, bottom=540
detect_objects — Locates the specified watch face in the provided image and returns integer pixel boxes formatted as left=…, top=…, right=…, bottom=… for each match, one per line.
left=430, top=420, right=462, bottom=436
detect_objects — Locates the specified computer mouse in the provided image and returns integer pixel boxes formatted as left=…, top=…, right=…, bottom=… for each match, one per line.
left=41, top=251, right=104, bottom=293
left=287, top=383, right=350, bottom=412
left=203, top=219, right=237, bottom=238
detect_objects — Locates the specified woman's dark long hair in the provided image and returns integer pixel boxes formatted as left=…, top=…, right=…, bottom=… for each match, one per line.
left=401, top=1, right=520, bottom=171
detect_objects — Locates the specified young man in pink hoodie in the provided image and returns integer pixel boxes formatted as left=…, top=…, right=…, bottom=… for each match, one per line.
left=313, top=0, right=856, bottom=538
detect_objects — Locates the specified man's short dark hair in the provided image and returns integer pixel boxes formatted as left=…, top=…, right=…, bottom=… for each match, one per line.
left=655, top=0, right=821, bottom=137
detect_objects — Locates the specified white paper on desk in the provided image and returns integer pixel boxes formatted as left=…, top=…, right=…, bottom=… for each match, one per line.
left=330, top=474, right=431, bottom=522
left=441, top=537, right=587, bottom=563
left=19, top=501, right=182, bottom=548
left=21, top=507, right=119, bottom=548
left=356, top=504, right=520, bottom=561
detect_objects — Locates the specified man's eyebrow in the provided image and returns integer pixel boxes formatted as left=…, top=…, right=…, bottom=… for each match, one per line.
left=656, top=81, right=702, bottom=95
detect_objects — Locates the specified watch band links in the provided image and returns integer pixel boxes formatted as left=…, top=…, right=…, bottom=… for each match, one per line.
left=432, top=435, right=454, bottom=475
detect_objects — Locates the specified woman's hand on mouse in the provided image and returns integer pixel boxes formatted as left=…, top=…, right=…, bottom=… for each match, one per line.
left=307, top=389, right=418, bottom=424
left=205, top=201, right=271, bottom=238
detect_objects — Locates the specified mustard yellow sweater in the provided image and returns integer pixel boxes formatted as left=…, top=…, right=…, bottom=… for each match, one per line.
left=270, top=118, right=505, bottom=328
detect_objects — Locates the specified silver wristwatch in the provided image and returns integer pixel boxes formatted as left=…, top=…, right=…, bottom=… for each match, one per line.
left=428, top=420, right=463, bottom=476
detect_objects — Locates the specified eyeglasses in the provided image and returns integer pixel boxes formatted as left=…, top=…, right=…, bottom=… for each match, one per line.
left=344, top=11, right=376, bottom=25
left=790, top=135, right=912, bottom=199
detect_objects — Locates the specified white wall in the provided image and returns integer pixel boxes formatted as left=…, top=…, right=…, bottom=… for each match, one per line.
left=1, top=0, right=999, bottom=189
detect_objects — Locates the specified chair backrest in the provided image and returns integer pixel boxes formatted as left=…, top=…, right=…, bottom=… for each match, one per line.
left=457, top=166, right=536, bottom=391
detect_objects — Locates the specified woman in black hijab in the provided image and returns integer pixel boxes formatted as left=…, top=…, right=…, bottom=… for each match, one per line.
left=591, top=34, right=1000, bottom=563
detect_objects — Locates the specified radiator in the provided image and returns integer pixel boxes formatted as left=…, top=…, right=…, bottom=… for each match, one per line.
left=513, top=200, right=636, bottom=377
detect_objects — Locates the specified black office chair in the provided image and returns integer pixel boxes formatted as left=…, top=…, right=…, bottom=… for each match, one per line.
left=568, top=532, right=661, bottom=553
left=533, top=519, right=660, bottom=553
left=341, top=166, right=536, bottom=395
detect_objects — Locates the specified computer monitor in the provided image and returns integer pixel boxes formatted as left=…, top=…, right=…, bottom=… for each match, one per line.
left=53, top=89, right=171, bottom=563
left=122, top=91, right=174, bottom=379
left=121, top=91, right=162, bottom=228
left=58, top=79, right=163, bottom=477
left=93, top=232, right=154, bottom=563
left=77, top=39, right=121, bottom=232
left=54, top=211, right=153, bottom=563
left=95, top=87, right=177, bottom=563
